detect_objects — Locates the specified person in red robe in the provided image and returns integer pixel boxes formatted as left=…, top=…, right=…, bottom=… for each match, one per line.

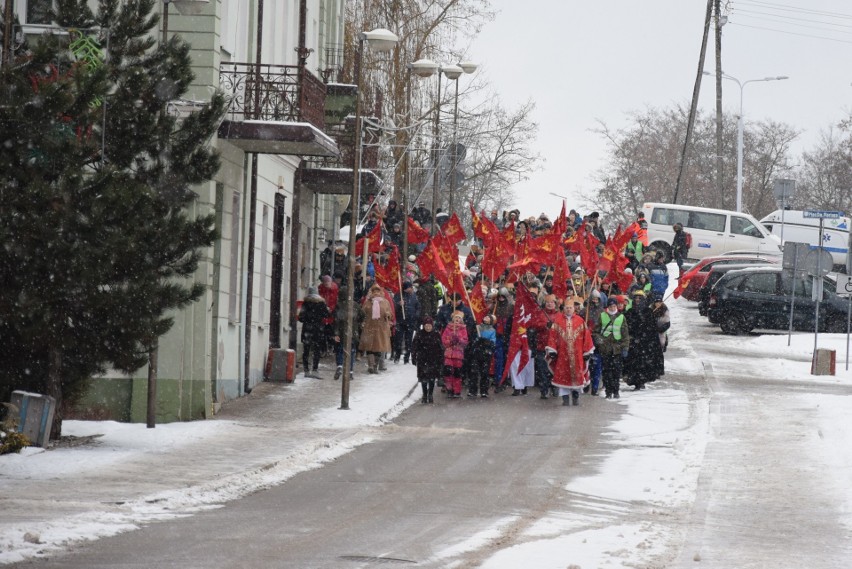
left=545, top=301, right=594, bottom=406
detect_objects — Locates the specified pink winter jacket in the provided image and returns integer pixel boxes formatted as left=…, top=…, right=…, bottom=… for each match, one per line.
left=441, top=322, right=469, bottom=366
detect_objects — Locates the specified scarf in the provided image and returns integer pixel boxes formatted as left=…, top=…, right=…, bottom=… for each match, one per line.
left=371, top=296, right=382, bottom=320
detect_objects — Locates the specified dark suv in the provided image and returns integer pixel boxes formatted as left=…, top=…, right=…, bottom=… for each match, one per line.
left=697, top=263, right=767, bottom=316
left=707, top=266, right=850, bottom=335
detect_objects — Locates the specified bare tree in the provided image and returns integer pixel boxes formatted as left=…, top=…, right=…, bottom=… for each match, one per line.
left=587, top=105, right=798, bottom=226
left=794, top=127, right=852, bottom=213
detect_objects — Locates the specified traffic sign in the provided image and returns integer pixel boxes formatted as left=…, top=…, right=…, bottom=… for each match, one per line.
left=805, top=248, right=833, bottom=277
left=803, top=210, right=844, bottom=219
left=837, top=274, right=852, bottom=297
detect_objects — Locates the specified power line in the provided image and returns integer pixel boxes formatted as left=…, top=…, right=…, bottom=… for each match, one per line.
left=737, top=0, right=852, bottom=20
left=728, top=21, right=852, bottom=44
left=735, top=10, right=852, bottom=36
left=735, top=7, right=852, bottom=31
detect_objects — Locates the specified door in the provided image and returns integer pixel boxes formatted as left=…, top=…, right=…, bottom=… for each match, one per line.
left=728, top=215, right=772, bottom=253
left=780, top=273, right=818, bottom=331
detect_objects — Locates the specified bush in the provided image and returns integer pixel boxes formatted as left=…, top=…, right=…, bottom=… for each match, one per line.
left=0, top=403, right=30, bottom=454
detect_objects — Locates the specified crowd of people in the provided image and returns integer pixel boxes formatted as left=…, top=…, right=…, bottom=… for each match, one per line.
left=300, top=199, right=683, bottom=407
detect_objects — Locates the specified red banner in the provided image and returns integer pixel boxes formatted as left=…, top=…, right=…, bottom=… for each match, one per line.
left=407, top=217, right=430, bottom=244
left=501, top=284, right=549, bottom=383
left=355, top=220, right=383, bottom=256
left=374, top=246, right=401, bottom=293
left=441, top=212, right=466, bottom=246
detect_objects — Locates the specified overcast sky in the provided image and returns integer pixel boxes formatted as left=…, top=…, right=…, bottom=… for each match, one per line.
left=470, top=0, right=852, bottom=219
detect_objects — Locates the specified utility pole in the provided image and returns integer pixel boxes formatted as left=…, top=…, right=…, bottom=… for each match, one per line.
left=671, top=0, right=714, bottom=205
left=714, top=0, right=724, bottom=200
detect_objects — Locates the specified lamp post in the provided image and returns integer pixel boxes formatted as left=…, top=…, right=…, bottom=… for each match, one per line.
left=341, top=28, right=398, bottom=410
left=704, top=71, right=788, bottom=212
left=426, top=64, right=464, bottom=234
left=403, top=59, right=438, bottom=259
left=447, top=62, right=478, bottom=217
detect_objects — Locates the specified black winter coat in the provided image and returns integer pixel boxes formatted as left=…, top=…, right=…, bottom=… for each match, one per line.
left=410, top=328, right=444, bottom=380
left=462, top=337, right=496, bottom=381
left=299, top=296, right=329, bottom=343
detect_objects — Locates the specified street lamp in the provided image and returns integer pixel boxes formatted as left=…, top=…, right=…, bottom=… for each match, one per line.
left=341, top=28, right=399, bottom=410
left=428, top=63, right=475, bottom=233
left=447, top=62, right=478, bottom=217
left=402, top=59, right=438, bottom=260
left=703, top=71, right=788, bottom=212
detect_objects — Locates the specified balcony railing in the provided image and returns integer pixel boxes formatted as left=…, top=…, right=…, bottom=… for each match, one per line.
left=219, top=63, right=326, bottom=131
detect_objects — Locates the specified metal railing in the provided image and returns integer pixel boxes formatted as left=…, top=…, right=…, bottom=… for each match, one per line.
left=219, top=63, right=326, bottom=130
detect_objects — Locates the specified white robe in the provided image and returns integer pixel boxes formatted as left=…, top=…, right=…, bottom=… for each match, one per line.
left=509, top=349, right=535, bottom=389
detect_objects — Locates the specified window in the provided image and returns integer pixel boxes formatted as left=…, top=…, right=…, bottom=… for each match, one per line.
left=688, top=211, right=726, bottom=232
left=27, top=0, right=52, bottom=25
left=741, top=272, right=777, bottom=294
left=730, top=216, right=763, bottom=238
left=651, top=207, right=688, bottom=227
left=782, top=274, right=813, bottom=298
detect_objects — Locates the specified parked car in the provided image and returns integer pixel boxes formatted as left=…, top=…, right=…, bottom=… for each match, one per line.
left=707, top=266, right=851, bottom=335
left=680, top=255, right=778, bottom=301
left=641, top=202, right=781, bottom=262
left=697, top=263, right=769, bottom=316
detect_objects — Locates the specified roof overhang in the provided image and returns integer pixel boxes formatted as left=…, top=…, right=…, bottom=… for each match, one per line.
left=300, top=168, right=382, bottom=195
left=218, top=120, right=339, bottom=157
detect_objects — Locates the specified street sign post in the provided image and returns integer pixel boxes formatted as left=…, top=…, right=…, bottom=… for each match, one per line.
left=840, top=274, right=852, bottom=371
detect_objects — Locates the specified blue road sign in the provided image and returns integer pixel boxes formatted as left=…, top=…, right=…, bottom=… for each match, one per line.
left=803, top=210, right=844, bottom=219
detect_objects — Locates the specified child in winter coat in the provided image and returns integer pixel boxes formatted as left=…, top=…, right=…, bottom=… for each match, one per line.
left=441, top=310, right=469, bottom=398
left=410, top=317, right=444, bottom=404
left=466, top=315, right=497, bottom=398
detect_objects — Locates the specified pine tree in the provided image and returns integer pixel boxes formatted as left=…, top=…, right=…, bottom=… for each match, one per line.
left=0, top=0, right=225, bottom=437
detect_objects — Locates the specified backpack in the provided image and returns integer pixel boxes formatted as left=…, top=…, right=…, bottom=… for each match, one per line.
left=684, top=232, right=692, bottom=249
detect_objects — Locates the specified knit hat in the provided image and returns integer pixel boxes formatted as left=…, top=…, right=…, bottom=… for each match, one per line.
left=402, top=281, right=413, bottom=290
left=307, top=286, right=318, bottom=296
left=422, top=316, right=434, bottom=326
left=632, top=289, right=645, bottom=297
left=607, top=298, right=618, bottom=307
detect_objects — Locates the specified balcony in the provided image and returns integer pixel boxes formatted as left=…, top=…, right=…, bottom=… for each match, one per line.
left=217, top=63, right=338, bottom=157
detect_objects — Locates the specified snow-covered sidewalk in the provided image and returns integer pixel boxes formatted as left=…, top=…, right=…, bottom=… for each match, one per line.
left=0, top=365, right=421, bottom=565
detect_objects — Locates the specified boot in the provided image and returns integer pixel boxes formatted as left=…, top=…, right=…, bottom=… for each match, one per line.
left=367, top=353, right=377, bottom=374
left=378, top=354, right=387, bottom=371
left=403, top=352, right=410, bottom=364
left=562, top=395, right=571, bottom=406
left=427, top=381, right=435, bottom=403
left=572, top=391, right=580, bottom=406
left=334, top=366, right=342, bottom=380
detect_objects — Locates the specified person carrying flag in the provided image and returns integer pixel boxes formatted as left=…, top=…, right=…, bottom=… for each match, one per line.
left=545, top=300, right=595, bottom=406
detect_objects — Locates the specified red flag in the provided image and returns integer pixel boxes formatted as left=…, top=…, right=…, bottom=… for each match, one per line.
left=441, top=212, right=466, bottom=246
left=610, top=224, right=633, bottom=253
left=673, top=263, right=702, bottom=299
left=355, top=219, right=383, bottom=256
left=501, top=284, right=549, bottom=383
left=416, top=240, right=448, bottom=287
left=598, top=237, right=619, bottom=273
left=500, top=220, right=517, bottom=258
left=445, top=267, right=467, bottom=298
left=374, top=246, right=401, bottom=293
left=577, top=224, right=600, bottom=275
left=407, top=217, right=430, bottom=244
left=470, top=204, right=496, bottom=248
left=552, top=248, right=571, bottom=302
left=552, top=201, right=567, bottom=236
left=433, top=232, right=460, bottom=273
left=528, top=231, right=562, bottom=264
left=507, top=255, right=543, bottom=279
left=469, top=282, right=488, bottom=323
